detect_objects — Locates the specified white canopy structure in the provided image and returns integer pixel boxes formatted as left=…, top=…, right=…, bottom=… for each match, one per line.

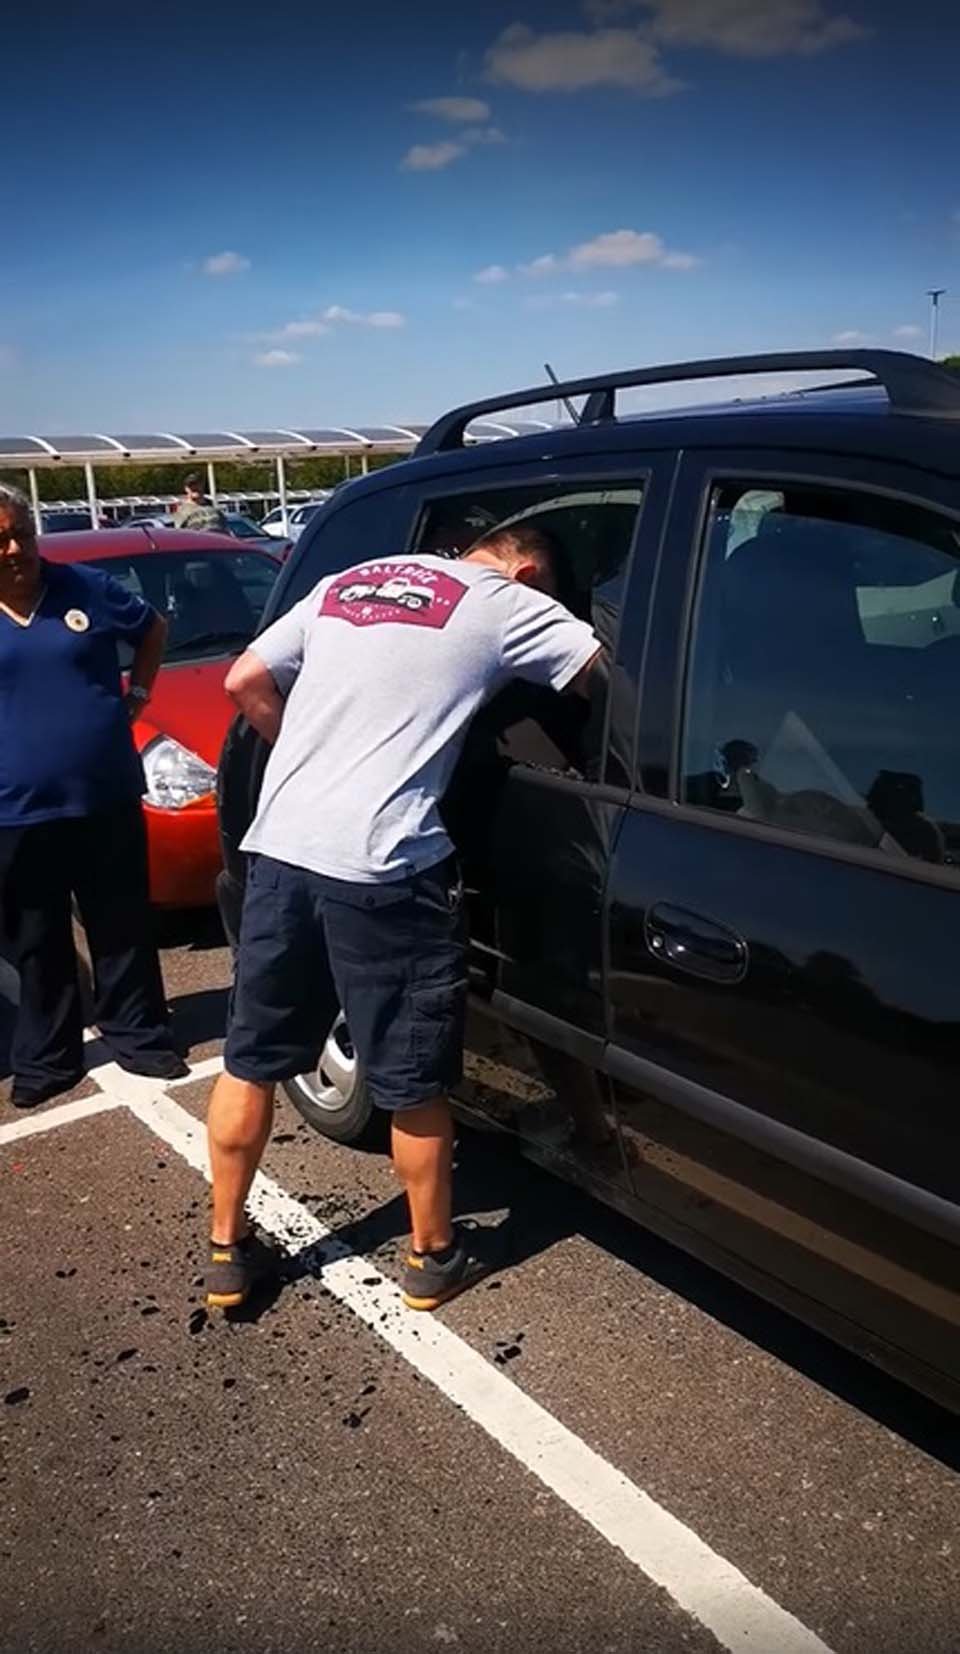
left=0, top=418, right=555, bottom=532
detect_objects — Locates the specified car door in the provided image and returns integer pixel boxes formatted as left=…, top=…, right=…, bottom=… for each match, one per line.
left=420, top=455, right=675, bottom=1199
left=605, top=448, right=960, bottom=1404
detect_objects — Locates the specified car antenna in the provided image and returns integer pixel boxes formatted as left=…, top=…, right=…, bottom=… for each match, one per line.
left=544, top=362, right=582, bottom=425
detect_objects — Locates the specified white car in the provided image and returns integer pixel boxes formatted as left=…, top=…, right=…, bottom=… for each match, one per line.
left=260, top=496, right=331, bottom=541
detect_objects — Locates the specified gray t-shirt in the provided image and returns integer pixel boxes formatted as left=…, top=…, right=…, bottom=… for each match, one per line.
left=241, top=554, right=599, bottom=883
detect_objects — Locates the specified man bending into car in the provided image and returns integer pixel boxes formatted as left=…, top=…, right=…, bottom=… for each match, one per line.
left=205, top=527, right=601, bottom=1311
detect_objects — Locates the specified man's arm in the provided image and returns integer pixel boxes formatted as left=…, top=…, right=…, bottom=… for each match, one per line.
left=226, top=592, right=312, bottom=741
left=127, top=612, right=168, bottom=720
left=566, top=645, right=604, bottom=698
left=225, top=650, right=286, bottom=745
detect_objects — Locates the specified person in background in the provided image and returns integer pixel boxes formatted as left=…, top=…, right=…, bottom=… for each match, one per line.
left=204, top=525, right=601, bottom=1312
left=172, top=474, right=226, bottom=534
left=0, top=484, right=187, bottom=1108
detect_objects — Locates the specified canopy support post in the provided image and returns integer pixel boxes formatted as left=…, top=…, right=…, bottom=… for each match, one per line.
left=27, top=469, right=42, bottom=534
left=207, top=461, right=218, bottom=505
left=84, top=461, right=99, bottom=529
left=276, top=455, right=289, bottom=535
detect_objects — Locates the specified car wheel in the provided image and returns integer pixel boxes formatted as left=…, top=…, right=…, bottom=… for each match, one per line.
left=281, top=1012, right=376, bottom=1145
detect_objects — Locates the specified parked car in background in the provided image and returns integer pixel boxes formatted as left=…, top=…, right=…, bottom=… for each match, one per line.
left=41, top=507, right=96, bottom=533
left=43, top=525, right=282, bottom=906
left=260, top=495, right=332, bottom=540
left=218, top=349, right=960, bottom=1411
left=120, top=510, right=289, bottom=559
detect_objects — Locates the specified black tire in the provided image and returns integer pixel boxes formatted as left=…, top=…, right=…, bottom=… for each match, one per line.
left=281, top=1011, right=378, bottom=1146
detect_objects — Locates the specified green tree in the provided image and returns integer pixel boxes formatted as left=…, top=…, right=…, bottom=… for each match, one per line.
left=942, top=354, right=960, bottom=374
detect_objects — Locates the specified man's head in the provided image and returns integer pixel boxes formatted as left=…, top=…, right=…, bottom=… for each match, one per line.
left=0, top=484, right=40, bottom=597
left=184, top=473, right=204, bottom=503
left=464, top=524, right=560, bottom=596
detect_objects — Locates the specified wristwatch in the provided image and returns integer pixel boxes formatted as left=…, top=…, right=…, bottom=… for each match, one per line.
left=128, top=685, right=150, bottom=706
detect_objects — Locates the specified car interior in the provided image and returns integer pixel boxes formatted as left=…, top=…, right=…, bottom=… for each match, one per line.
left=683, top=485, right=960, bottom=868
left=86, top=552, right=275, bottom=663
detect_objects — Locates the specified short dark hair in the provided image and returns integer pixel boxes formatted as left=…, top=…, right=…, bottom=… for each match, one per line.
left=472, top=524, right=560, bottom=581
left=184, top=473, right=203, bottom=491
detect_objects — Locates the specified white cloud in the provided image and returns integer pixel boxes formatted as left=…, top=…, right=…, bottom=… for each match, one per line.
left=487, top=4, right=865, bottom=97
left=893, top=324, right=923, bottom=341
left=463, top=125, right=507, bottom=146
left=257, top=307, right=404, bottom=345
left=486, top=23, right=683, bottom=93
left=253, top=349, right=300, bottom=367
left=831, top=329, right=872, bottom=345
left=401, top=140, right=466, bottom=171
left=474, top=263, right=510, bottom=285
left=272, top=319, right=330, bottom=340
left=583, top=0, right=867, bottom=56
left=571, top=228, right=669, bottom=267
left=202, top=250, right=250, bottom=277
left=527, top=289, right=620, bottom=309
left=322, top=305, right=406, bottom=329
left=519, top=253, right=561, bottom=276
left=517, top=228, right=697, bottom=276
left=410, top=96, right=492, bottom=122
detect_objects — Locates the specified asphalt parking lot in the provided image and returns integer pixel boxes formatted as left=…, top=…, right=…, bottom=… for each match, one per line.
left=2, top=925, right=959, bottom=1654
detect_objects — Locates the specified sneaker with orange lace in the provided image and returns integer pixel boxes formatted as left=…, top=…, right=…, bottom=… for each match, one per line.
left=205, top=1232, right=277, bottom=1309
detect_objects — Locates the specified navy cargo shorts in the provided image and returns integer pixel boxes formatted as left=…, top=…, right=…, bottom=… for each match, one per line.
left=223, top=853, right=468, bottom=1110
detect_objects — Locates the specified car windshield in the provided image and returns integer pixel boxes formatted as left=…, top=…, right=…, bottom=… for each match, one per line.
left=84, top=549, right=279, bottom=664
left=225, top=515, right=265, bottom=539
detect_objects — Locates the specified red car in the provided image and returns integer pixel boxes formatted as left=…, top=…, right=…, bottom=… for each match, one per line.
left=41, top=526, right=282, bottom=907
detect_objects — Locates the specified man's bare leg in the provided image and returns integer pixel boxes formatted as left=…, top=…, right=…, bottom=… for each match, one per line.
left=207, top=1072, right=275, bottom=1245
left=391, top=1096, right=454, bottom=1254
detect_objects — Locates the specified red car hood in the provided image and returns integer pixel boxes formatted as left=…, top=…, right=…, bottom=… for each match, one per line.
left=133, top=657, right=234, bottom=768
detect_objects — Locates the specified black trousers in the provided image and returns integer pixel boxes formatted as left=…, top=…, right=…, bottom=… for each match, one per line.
left=0, top=806, right=173, bottom=1091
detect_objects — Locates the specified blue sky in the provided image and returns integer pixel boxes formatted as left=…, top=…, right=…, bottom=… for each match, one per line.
left=4, top=0, right=959, bottom=432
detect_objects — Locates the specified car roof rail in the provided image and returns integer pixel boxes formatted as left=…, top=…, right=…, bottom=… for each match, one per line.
left=417, top=350, right=960, bottom=454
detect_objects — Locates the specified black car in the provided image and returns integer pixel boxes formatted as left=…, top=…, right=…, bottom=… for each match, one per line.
left=217, top=350, right=960, bottom=1411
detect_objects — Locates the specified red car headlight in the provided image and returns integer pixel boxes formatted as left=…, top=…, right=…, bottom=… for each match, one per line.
left=142, top=734, right=216, bottom=810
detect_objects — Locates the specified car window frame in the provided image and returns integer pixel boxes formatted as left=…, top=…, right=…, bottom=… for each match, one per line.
left=643, top=446, right=960, bottom=894
left=405, top=457, right=666, bottom=797
left=256, top=480, right=417, bottom=628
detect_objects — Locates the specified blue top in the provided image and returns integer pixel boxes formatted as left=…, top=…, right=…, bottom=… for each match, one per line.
left=0, top=560, right=155, bottom=826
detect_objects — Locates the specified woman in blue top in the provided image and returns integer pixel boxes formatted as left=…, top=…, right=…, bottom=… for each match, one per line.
left=0, top=485, right=186, bottom=1107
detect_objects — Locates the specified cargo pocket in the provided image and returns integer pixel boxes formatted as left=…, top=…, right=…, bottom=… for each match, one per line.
left=411, top=977, right=468, bottom=1090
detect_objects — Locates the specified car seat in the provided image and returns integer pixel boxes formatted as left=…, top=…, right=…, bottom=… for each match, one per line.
left=171, top=560, right=254, bottom=641
left=709, top=514, right=918, bottom=840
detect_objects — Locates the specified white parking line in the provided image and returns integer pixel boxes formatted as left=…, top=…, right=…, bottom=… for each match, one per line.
left=169, top=1054, right=223, bottom=1086
left=0, top=1092, right=121, bottom=1146
left=106, top=1066, right=833, bottom=1654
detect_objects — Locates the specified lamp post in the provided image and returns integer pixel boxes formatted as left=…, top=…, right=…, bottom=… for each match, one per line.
left=927, top=289, right=946, bottom=360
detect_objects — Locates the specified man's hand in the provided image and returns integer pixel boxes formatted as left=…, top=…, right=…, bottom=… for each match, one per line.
left=127, top=612, right=167, bottom=716
left=224, top=649, right=286, bottom=745
left=125, top=689, right=150, bottom=723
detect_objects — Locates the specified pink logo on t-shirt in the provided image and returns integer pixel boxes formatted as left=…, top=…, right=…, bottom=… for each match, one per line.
left=321, top=562, right=468, bottom=630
